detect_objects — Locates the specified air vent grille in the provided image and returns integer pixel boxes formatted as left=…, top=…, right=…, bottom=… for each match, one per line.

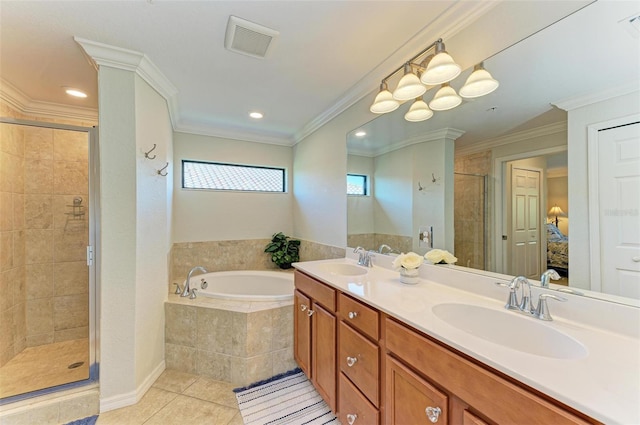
left=225, top=16, right=279, bottom=59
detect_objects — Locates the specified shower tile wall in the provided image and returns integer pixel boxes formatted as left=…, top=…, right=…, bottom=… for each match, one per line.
left=454, top=150, right=491, bottom=270
left=0, top=108, right=27, bottom=367
left=22, top=126, right=89, bottom=347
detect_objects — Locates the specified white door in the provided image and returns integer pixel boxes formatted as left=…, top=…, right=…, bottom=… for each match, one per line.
left=510, top=167, right=541, bottom=279
left=598, top=122, right=640, bottom=298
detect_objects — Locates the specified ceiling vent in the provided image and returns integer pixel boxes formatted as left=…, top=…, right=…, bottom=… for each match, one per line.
left=224, top=16, right=279, bottom=59
left=619, top=13, right=640, bottom=38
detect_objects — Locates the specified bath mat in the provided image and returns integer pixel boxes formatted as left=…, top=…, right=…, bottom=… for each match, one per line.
left=234, top=368, right=339, bottom=424
left=64, top=415, right=98, bottom=425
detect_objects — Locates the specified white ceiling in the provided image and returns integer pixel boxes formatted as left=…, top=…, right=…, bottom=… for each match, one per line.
left=2, top=1, right=637, bottom=149
left=0, top=0, right=489, bottom=144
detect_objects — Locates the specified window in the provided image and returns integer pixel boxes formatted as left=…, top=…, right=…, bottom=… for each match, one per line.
left=182, top=160, right=285, bottom=192
left=347, top=174, right=368, bottom=196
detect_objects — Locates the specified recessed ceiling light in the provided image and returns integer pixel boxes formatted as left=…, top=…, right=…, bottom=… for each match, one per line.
left=64, top=88, right=87, bottom=98
left=355, top=130, right=366, bottom=137
left=249, top=111, right=263, bottom=119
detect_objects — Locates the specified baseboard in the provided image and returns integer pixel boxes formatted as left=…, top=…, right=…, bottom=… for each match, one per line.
left=99, top=360, right=166, bottom=412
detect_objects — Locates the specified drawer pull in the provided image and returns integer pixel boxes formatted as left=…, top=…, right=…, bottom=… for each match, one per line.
left=300, top=304, right=307, bottom=312
left=346, top=413, right=358, bottom=424
left=346, top=356, right=358, bottom=367
left=307, top=309, right=315, bottom=317
left=425, top=406, right=441, bottom=423
left=348, top=311, right=359, bottom=319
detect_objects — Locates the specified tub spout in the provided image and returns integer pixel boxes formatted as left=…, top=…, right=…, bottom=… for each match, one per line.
left=183, top=266, right=207, bottom=297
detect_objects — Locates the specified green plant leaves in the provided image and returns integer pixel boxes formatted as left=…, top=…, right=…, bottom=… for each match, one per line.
left=264, top=232, right=300, bottom=268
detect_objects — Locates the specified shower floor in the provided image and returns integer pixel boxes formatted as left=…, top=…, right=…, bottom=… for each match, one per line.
left=0, top=338, right=89, bottom=399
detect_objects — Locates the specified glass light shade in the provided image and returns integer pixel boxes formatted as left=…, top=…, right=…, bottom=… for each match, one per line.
left=429, top=84, right=462, bottom=111
left=404, top=98, right=433, bottom=122
left=420, top=51, right=462, bottom=85
left=393, top=64, right=426, bottom=101
left=370, top=85, right=400, bottom=114
left=459, top=65, right=499, bottom=98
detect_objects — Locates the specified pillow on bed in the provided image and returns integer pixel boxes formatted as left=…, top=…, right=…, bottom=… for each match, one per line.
left=546, top=223, right=567, bottom=242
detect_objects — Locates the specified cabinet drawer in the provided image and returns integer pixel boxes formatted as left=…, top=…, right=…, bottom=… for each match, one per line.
left=294, top=270, right=336, bottom=311
left=385, top=318, right=592, bottom=425
left=339, top=321, right=379, bottom=407
left=339, top=373, right=379, bottom=425
left=386, top=355, right=448, bottom=425
left=339, top=293, right=379, bottom=340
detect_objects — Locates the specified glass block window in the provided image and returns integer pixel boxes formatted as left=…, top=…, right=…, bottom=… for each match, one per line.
left=182, top=160, right=285, bottom=192
left=347, top=174, right=368, bottom=196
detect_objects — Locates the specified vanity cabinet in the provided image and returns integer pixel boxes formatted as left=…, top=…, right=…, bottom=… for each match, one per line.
left=294, top=271, right=598, bottom=425
left=294, top=271, right=337, bottom=411
left=385, top=318, right=594, bottom=425
left=337, top=293, right=381, bottom=424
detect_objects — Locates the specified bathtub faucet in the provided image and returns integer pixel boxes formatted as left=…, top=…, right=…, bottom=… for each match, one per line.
left=183, top=266, right=207, bottom=297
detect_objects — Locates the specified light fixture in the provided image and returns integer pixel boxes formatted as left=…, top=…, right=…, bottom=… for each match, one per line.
left=369, top=38, right=498, bottom=122
left=404, top=97, right=433, bottom=122
left=249, top=111, right=263, bottom=119
left=370, top=82, right=399, bottom=114
left=429, top=83, right=462, bottom=111
left=420, top=40, right=461, bottom=85
left=459, top=62, right=499, bottom=98
left=393, top=63, right=426, bottom=101
left=355, top=130, right=367, bottom=137
left=64, top=87, right=87, bottom=98
left=547, top=205, right=567, bottom=227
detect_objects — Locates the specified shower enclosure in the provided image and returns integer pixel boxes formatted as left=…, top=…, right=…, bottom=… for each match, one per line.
left=0, top=118, right=97, bottom=403
left=454, top=172, right=488, bottom=270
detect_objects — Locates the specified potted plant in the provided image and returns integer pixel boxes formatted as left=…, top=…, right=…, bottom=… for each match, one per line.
left=264, top=232, right=300, bottom=269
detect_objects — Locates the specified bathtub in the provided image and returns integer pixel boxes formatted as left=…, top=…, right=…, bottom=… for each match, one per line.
left=187, top=270, right=294, bottom=302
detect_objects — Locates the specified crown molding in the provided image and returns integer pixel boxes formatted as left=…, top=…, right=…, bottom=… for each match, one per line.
left=173, top=121, right=292, bottom=147
left=552, top=81, right=640, bottom=111
left=0, top=78, right=98, bottom=122
left=74, top=37, right=179, bottom=128
left=455, top=121, right=567, bottom=156
left=349, top=128, right=465, bottom=157
left=293, top=1, right=499, bottom=144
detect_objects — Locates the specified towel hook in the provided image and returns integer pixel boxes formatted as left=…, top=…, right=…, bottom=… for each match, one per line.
left=157, top=162, right=169, bottom=177
left=144, top=144, right=157, bottom=160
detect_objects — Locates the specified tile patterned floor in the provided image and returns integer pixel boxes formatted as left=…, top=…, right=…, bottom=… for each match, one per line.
left=0, top=339, right=89, bottom=399
left=96, top=370, right=244, bottom=425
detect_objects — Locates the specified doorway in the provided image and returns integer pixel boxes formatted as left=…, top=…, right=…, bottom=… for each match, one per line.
left=0, top=118, right=98, bottom=402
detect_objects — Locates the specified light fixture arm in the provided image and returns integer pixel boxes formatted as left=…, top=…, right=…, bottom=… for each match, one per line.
left=379, top=38, right=443, bottom=85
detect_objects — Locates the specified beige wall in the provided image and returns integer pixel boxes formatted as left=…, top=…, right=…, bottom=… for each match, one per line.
left=172, top=132, right=293, bottom=243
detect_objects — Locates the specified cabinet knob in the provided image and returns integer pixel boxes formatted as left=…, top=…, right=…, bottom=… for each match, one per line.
left=307, top=309, right=315, bottom=317
left=346, top=356, right=358, bottom=367
left=346, top=413, right=358, bottom=424
left=348, top=311, right=358, bottom=319
left=300, top=304, right=307, bottom=312
left=425, top=406, right=441, bottom=423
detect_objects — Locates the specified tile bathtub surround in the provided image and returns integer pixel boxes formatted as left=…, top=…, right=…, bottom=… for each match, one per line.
left=169, top=238, right=345, bottom=288
left=164, top=297, right=296, bottom=387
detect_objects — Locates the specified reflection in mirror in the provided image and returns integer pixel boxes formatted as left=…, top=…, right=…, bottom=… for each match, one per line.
left=346, top=1, right=640, bottom=305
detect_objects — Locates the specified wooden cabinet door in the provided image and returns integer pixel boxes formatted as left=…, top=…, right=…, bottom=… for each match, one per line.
left=339, top=373, right=379, bottom=425
left=312, top=302, right=337, bottom=412
left=294, top=289, right=311, bottom=377
left=386, top=355, right=448, bottom=425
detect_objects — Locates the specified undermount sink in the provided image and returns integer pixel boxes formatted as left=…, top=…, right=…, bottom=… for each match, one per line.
left=320, top=263, right=367, bottom=276
left=432, top=303, right=588, bottom=359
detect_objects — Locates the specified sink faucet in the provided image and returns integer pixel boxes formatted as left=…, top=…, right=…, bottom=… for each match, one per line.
left=353, top=246, right=375, bottom=267
left=183, top=266, right=207, bottom=297
left=540, top=269, right=561, bottom=287
left=503, top=275, right=568, bottom=320
left=505, top=276, right=533, bottom=313
left=378, top=244, right=393, bottom=254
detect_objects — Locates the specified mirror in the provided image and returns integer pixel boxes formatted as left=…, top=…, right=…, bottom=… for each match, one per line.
left=347, top=1, right=640, bottom=305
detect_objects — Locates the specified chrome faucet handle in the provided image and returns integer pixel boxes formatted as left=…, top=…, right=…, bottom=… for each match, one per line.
left=364, top=250, right=376, bottom=267
left=353, top=246, right=366, bottom=265
left=189, top=288, right=198, bottom=299
left=173, top=282, right=182, bottom=294
left=534, top=293, right=567, bottom=321
left=540, top=269, right=561, bottom=288
left=504, top=276, right=523, bottom=310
